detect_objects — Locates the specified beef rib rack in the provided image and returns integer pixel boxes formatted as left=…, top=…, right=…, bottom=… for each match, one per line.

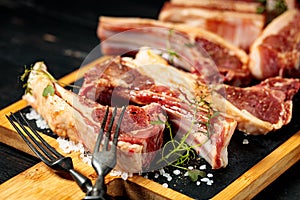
left=23, top=62, right=167, bottom=173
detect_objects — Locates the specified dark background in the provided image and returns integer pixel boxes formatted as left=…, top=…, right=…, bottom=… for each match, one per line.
left=0, top=0, right=299, bottom=199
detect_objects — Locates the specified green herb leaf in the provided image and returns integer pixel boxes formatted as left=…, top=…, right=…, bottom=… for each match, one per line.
left=150, top=118, right=166, bottom=125
left=42, top=85, right=55, bottom=97
left=185, top=42, right=196, bottom=48
left=188, top=169, right=206, bottom=182
left=21, top=67, right=31, bottom=82
left=256, top=6, right=265, bottom=14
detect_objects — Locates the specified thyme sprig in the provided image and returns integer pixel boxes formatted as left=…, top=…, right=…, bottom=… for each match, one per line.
left=256, top=0, right=287, bottom=20
left=164, top=29, right=181, bottom=65
left=152, top=115, right=208, bottom=182
left=156, top=119, right=196, bottom=169
left=151, top=92, right=220, bottom=181
left=21, top=63, right=80, bottom=96
left=193, top=95, right=220, bottom=138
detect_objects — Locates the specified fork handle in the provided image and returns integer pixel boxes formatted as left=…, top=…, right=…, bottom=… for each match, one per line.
left=69, top=169, right=93, bottom=193
left=83, top=174, right=107, bottom=200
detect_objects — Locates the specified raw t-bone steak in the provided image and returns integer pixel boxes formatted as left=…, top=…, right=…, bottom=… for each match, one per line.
left=22, top=62, right=166, bottom=173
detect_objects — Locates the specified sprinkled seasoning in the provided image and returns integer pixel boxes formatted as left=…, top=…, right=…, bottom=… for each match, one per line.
left=243, top=138, right=249, bottom=144
left=199, top=164, right=206, bottom=170
left=173, top=169, right=181, bottom=175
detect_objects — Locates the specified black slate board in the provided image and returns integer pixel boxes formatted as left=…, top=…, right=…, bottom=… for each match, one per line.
left=14, top=88, right=300, bottom=200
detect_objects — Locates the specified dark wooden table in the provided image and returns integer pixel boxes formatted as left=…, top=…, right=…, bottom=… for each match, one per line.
left=0, top=1, right=299, bottom=199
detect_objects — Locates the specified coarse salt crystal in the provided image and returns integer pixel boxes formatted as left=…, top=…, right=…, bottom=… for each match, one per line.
left=207, top=173, right=213, bottom=178
left=159, top=169, right=165, bottom=175
left=163, top=173, right=172, bottom=181
left=162, top=183, right=168, bottom=188
left=200, top=178, right=209, bottom=182
left=25, top=108, right=49, bottom=129
left=110, top=170, right=122, bottom=176
left=57, top=137, right=84, bottom=154
left=188, top=166, right=194, bottom=170
left=199, top=164, right=206, bottom=170
left=196, top=181, right=201, bottom=186
left=154, top=173, right=159, bottom=178
left=121, top=172, right=128, bottom=180
left=173, top=169, right=180, bottom=175
left=207, top=180, right=213, bottom=186
left=35, top=119, right=49, bottom=129
left=25, top=109, right=40, bottom=120
left=243, top=139, right=249, bottom=144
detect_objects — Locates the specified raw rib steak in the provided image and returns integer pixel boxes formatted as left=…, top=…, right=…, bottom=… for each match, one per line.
left=249, top=9, right=300, bottom=80
left=23, top=62, right=167, bottom=172
left=128, top=49, right=299, bottom=135
left=80, top=48, right=300, bottom=136
left=98, top=16, right=251, bottom=86
left=158, top=1, right=265, bottom=50
left=213, top=77, right=300, bottom=134
left=79, top=51, right=237, bottom=169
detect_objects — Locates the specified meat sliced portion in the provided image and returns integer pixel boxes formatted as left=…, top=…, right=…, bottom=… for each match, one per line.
left=213, top=77, right=300, bottom=134
left=158, top=2, right=265, bottom=50
left=98, top=16, right=251, bottom=86
left=22, top=62, right=167, bottom=173
left=79, top=51, right=237, bottom=169
left=249, top=9, right=300, bottom=80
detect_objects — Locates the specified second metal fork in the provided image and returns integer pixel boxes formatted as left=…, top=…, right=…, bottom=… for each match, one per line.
left=6, top=112, right=93, bottom=193
left=84, top=106, right=126, bottom=200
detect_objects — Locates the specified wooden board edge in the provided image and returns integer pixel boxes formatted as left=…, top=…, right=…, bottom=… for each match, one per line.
left=212, top=130, right=300, bottom=200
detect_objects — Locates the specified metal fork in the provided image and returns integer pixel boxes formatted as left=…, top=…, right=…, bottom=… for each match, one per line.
left=6, top=112, right=93, bottom=193
left=84, top=106, right=126, bottom=200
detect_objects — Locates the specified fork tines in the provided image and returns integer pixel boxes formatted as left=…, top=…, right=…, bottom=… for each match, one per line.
left=6, top=112, right=94, bottom=193
left=94, top=106, right=126, bottom=153
left=6, top=112, right=63, bottom=165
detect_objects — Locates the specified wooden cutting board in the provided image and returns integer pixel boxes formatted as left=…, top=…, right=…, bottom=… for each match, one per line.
left=0, top=57, right=299, bottom=199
